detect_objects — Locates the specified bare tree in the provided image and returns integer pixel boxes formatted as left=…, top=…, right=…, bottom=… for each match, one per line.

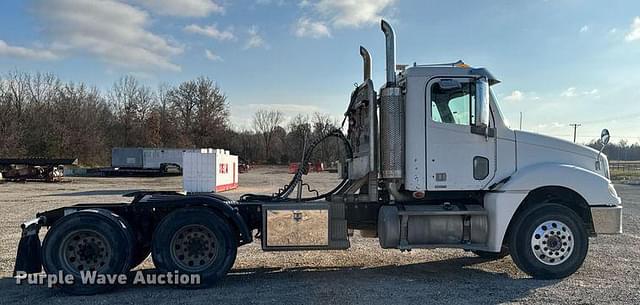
left=0, top=71, right=114, bottom=164
left=192, top=77, right=228, bottom=147
left=311, top=112, right=338, bottom=163
left=286, top=114, right=311, bottom=161
left=227, top=129, right=262, bottom=163
left=108, top=76, right=153, bottom=147
left=0, top=71, right=29, bottom=155
left=253, top=109, right=283, bottom=162
left=156, top=83, right=179, bottom=147
left=168, top=76, right=229, bottom=148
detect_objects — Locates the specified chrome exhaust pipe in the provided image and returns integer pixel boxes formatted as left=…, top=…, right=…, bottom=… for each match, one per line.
left=381, top=19, right=396, bottom=85
left=379, top=19, right=404, bottom=198
left=359, top=46, right=371, bottom=81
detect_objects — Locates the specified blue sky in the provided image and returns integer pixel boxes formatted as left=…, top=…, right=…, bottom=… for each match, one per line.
left=1, top=0, right=639, bottom=143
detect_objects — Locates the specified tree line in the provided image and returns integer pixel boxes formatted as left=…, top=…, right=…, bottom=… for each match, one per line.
left=0, top=71, right=343, bottom=166
left=587, top=139, right=640, bottom=161
left=6, top=70, right=635, bottom=166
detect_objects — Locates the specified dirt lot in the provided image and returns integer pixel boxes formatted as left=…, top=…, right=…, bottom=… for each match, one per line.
left=0, top=166, right=639, bottom=304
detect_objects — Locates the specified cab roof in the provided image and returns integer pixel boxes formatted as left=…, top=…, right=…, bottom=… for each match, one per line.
left=402, top=63, right=500, bottom=85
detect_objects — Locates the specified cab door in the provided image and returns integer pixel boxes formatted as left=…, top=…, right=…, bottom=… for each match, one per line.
left=425, top=77, right=496, bottom=191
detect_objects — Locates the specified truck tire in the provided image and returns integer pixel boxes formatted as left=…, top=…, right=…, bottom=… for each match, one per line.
left=41, top=209, right=134, bottom=295
left=472, top=247, right=509, bottom=260
left=151, top=207, right=237, bottom=287
left=509, top=203, right=588, bottom=279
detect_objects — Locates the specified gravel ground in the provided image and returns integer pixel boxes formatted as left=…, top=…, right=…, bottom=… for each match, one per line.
left=0, top=166, right=639, bottom=304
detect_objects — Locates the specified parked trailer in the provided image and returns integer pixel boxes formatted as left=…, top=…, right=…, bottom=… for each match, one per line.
left=0, top=158, right=77, bottom=182
left=110, top=148, right=199, bottom=175
left=14, top=20, right=622, bottom=295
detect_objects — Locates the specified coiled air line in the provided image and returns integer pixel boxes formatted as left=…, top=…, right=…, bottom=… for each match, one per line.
left=239, top=129, right=353, bottom=202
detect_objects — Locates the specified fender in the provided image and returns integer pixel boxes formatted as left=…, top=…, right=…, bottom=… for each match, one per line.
left=499, top=163, right=620, bottom=206
left=35, top=193, right=253, bottom=246
left=135, top=194, right=253, bottom=246
left=483, top=163, right=620, bottom=252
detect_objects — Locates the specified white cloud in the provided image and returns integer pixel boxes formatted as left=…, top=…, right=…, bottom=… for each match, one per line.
left=579, top=25, right=589, bottom=33
left=204, top=49, right=222, bottom=61
left=625, top=16, right=640, bottom=41
left=583, top=88, right=599, bottom=95
left=504, top=90, right=524, bottom=102
left=34, top=0, right=183, bottom=72
left=314, top=0, right=396, bottom=28
left=0, top=40, right=58, bottom=60
left=132, top=0, right=223, bottom=17
left=560, top=87, right=599, bottom=98
left=561, top=87, right=578, bottom=97
left=244, top=26, right=266, bottom=49
left=184, top=24, right=235, bottom=41
left=610, top=28, right=618, bottom=34
left=294, top=18, right=331, bottom=38
left=327, top=0, right=394, bottom=28
left=582, top=88, right=600, bottom=98
left=298, top=0, right=311, bottom=7
left=255, top=0, right=286, bottom=5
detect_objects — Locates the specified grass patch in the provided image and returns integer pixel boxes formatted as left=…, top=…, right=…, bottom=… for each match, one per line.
left=610, top=169, right=640, bottom=181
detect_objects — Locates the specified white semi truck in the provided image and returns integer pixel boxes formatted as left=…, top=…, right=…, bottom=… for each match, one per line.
left=14, top=20, right=622, bottom=295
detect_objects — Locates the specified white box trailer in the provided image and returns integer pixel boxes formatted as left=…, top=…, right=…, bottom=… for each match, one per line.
left=182, top=149, right=239, bottom=193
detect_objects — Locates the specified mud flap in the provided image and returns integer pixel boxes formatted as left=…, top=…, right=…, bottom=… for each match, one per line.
left=13, top=217, right=45, bottom=276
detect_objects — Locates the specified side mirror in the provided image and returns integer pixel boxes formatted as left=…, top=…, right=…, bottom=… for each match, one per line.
left=475, top=78, right=490, bottom=130
left=596, top=129, right=610, bottom=171
left=600, top=129, right=610, bottom=145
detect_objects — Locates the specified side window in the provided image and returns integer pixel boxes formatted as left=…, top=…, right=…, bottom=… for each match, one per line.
left=430, top=80, right=475, bottom=126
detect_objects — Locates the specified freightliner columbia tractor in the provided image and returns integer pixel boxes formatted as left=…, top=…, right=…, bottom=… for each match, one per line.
left=14, top=20, right=622, bottom=295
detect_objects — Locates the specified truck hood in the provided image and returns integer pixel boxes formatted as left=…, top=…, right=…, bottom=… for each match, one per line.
left=515, top=130, right=605, bottom=176
left=515, top=131, right=599, bottom=159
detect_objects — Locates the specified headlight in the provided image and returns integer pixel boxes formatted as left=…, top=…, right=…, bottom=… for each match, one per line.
left=608, top=183, right=618, bottom=198
left=598, top=155, right=610, bottom=179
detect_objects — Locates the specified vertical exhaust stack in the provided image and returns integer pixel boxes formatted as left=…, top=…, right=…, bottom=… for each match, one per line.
left=379, top=20, right=404, bottom=183
left=359, top=46, right=371, bottom=81
left=360, top=46, right=378, bottom=179
left=381, top=20, right=396, bottom=86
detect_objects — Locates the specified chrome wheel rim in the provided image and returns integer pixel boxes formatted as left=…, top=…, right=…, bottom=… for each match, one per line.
left=530, top=220, right=574, bottom=265
left=170, top=224, right=218, bottom=272
left=60, top=230, right=112, bottom=274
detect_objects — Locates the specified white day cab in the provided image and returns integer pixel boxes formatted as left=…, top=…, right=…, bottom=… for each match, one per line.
left=14, top=20, right=621, bottom=295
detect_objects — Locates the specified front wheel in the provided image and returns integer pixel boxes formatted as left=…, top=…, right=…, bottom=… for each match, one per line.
left=509, top=203, right=588, bottom=279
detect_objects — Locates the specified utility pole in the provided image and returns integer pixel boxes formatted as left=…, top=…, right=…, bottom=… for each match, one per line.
left=569, top=123, right=581, bottom=143
left=519, top=112, right=523, bottom=130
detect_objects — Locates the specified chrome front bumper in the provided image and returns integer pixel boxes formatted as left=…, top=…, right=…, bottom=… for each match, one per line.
left=591, top=205, right=622, bottom=234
